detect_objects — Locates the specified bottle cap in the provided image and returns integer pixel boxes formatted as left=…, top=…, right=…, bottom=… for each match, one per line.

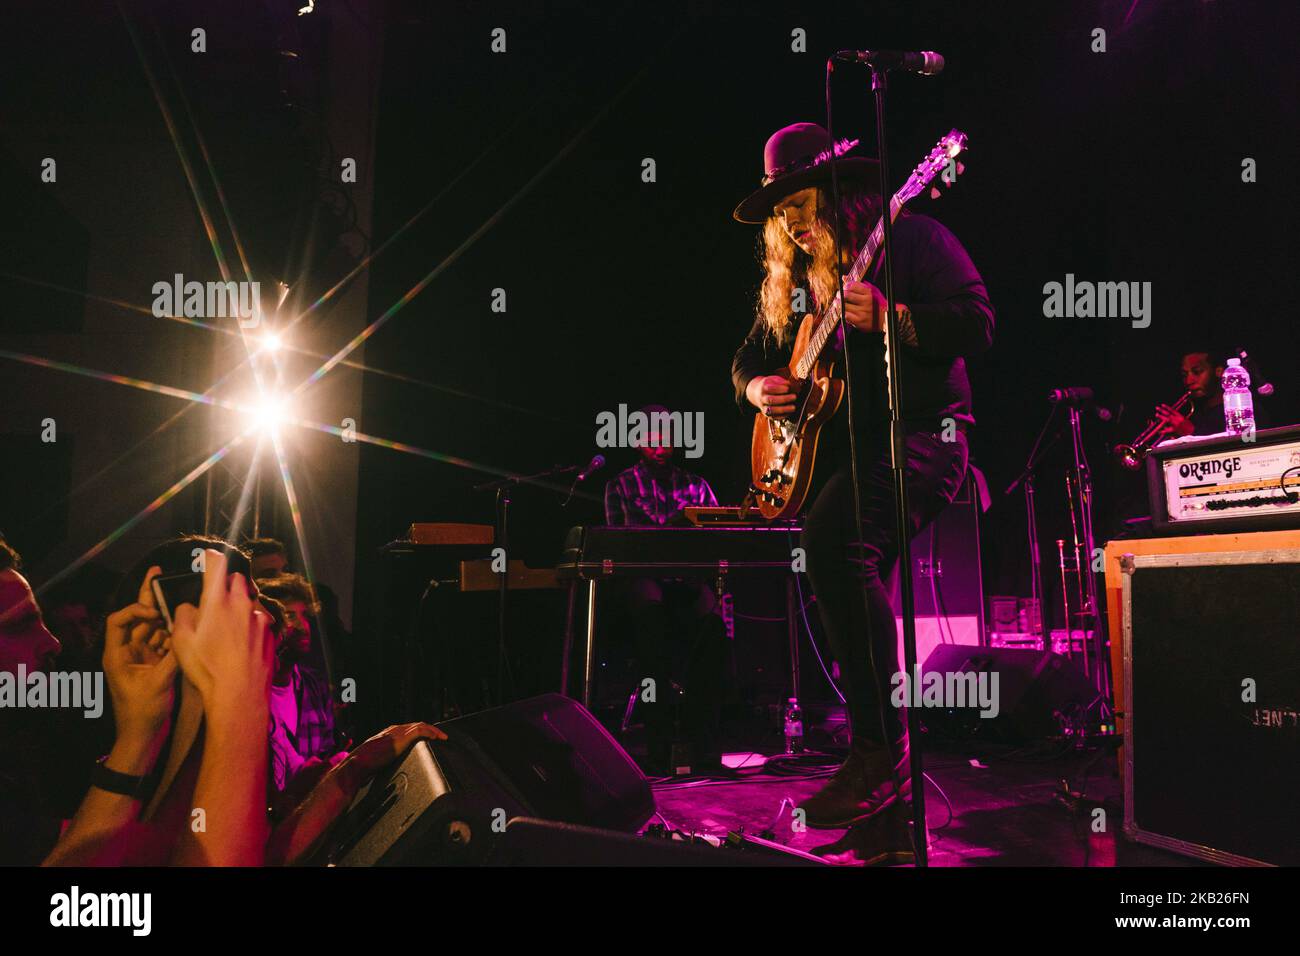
left=1227, top=358, right=1241, bottom=366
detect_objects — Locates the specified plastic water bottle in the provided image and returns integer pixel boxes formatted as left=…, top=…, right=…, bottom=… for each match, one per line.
left=783, top=698, right=804, bottom=754
left=1222, top=358, right=1255, bottom=436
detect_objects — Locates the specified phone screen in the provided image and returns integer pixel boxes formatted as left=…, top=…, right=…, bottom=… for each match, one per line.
left=151, top=572, right=205, bottom=633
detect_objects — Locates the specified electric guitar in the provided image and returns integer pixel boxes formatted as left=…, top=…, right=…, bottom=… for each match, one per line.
left=746, top=130, right=969, bottom=520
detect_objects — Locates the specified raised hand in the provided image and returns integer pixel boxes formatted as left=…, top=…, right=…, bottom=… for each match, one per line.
left=167, top=549, right=274, bottom=712
left=102, top=565, right=178, bottom=750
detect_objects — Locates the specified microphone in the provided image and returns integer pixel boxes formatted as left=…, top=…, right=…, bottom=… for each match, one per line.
left=1235, top=349, right=1274, bottom=397
left=1047, top=386, right=1095, bottom=405
left=576, top=454, right=606, bottom=482
left=1048, top=386, right=1116, bottom=421
left=834, top=49, right=945, bottom=76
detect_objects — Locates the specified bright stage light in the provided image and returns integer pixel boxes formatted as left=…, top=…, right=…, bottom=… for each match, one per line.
left=248, top=394, right=290, bottom=432
left=261, top=332, right=283, bottom=353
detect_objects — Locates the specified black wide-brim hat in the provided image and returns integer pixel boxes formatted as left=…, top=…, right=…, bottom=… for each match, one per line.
left=733, top=122, right=880, bottom=224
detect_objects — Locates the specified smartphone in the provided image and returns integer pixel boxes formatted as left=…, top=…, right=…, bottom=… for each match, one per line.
left=151, top=572, right=205, bottom=633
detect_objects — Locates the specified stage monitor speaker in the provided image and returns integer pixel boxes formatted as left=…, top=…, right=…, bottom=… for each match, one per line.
left=1121, top=548, right=1300, bottom=866
left=322, top=734, right=532, bottom=866
left=321, top=694, right=651, bottom=865
left=918, top=645, right=1103, bottom=740
left=437, top=693, right=655, bottom=834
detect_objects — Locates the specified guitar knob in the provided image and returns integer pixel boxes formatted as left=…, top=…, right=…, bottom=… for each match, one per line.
left=771, top=495, right=785, bottom=508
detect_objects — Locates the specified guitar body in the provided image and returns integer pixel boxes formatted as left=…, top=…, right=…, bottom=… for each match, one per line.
left=749, top=313, right=844, bottom=520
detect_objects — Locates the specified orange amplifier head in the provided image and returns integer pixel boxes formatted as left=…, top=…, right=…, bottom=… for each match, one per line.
left=1146, top=424, right=1300, bottom=535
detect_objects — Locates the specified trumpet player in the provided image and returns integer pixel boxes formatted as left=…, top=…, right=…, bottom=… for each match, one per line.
left=1153, top=349, right=1226, bottom=438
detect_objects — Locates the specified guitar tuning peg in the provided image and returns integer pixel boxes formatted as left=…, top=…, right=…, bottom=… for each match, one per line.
left=929, top=186, right=941, bottom=199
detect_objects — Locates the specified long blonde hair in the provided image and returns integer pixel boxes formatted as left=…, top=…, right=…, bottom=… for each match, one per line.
left=757, top=186, right=884, bottom=345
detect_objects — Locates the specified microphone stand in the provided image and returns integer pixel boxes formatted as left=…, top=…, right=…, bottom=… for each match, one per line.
left=1006, top=403, right=1113, bottom=710
left=826, top=59, right=926, bottom=864
left=474, top=463, right=579, bottom=706
left=1005, top=406, right=1063, bottom=645
left=868, top=65, right=929, bottom=866
left=1064, top=405, right=1111, bottom=702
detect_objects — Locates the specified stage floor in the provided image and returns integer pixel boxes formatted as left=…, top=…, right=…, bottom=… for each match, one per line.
left=647, top=741, right=1203, bottom=866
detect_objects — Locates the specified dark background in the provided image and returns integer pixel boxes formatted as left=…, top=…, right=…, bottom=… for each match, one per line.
left=356, top=0, right=1299, bottom=596
left=2, top=1, right=1297, bottom=724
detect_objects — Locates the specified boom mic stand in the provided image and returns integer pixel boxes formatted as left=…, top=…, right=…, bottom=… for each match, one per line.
left=473, top=463, right=582, bottom=706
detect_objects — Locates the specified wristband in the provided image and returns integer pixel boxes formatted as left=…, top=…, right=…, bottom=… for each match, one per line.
left=90, top=756, right=154, bottom=800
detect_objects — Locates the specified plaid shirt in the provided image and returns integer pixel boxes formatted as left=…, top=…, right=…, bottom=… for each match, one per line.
left=268, top=664, right=337, bottom=792
left=604, top=461, right=717, bottom=527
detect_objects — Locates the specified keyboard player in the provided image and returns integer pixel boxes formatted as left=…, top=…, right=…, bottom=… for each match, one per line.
left=603, top=405, right=729, bottom=775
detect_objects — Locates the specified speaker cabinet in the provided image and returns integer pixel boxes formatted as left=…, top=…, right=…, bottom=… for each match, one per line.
left=889, top=470, right=985, bottom=619
left=1121, top=548, right=1300, bottom=866
left=890, top=471, right=987, bottom=664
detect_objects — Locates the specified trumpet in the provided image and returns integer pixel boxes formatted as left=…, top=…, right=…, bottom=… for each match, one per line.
left=1114, top=391, right=1193, bottom=470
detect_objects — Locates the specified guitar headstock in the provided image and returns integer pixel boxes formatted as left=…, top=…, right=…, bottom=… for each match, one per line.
left=896, top=129, right=968, bottom=203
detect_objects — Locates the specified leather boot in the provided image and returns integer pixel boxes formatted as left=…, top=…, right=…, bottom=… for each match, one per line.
left=800, top=737, right=911, bottom=829
left=811, top=799, right=930, bottom=866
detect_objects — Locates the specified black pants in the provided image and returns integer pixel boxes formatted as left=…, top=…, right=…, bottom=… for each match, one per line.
left=801, top=428, right=969, bottom=746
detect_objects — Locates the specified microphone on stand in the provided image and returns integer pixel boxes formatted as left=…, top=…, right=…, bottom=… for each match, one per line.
left=1047, top=386, right=1116, bottom=422
left=1047, top=386, right=1096, bottom=405
left=576, top=454, right=606, bottom=482
left=833, top=49, right=945, bottom=76
left=562, top=454, right=606, bottom=508
left=1235, top=349, right=1274, bottom=397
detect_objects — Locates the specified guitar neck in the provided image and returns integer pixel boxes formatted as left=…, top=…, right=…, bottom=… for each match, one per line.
left=795, top=192, right=905, bottom=379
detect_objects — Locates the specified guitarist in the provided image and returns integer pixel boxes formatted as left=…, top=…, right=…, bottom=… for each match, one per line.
left=731, top=123, right=993, bottom=856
